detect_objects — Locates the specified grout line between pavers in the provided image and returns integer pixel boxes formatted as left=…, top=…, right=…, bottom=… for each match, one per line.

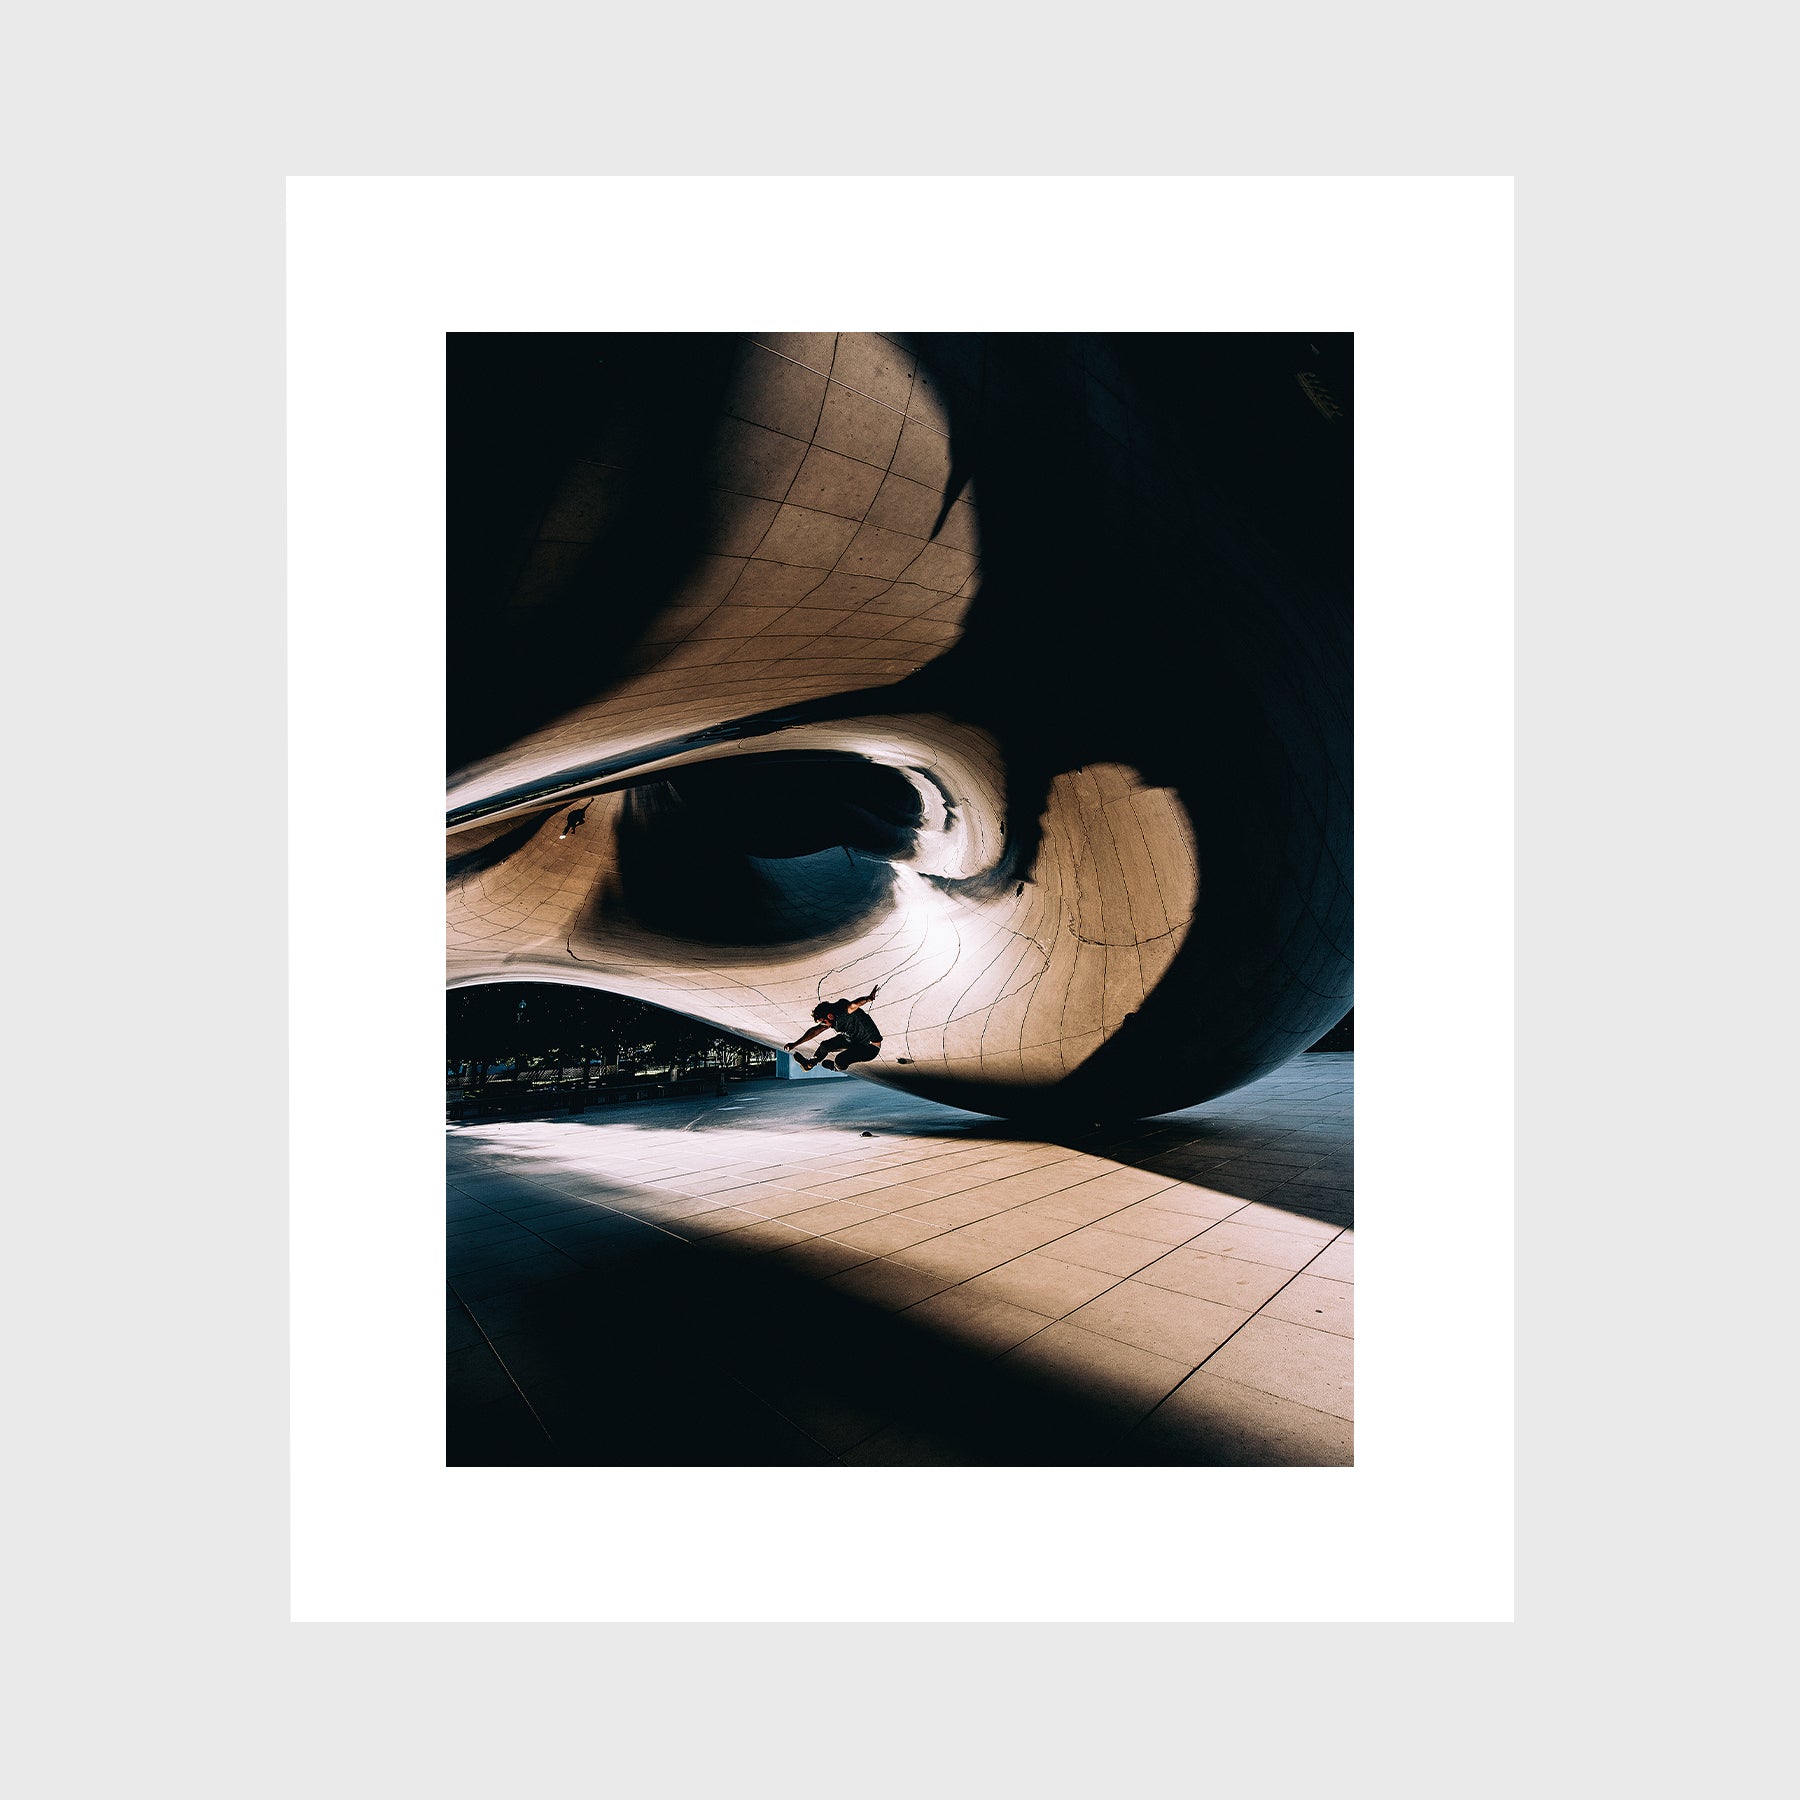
left=451, top=1294, right=556, bottom=1447
left=1132, top=1229, right=1351, bottom=1431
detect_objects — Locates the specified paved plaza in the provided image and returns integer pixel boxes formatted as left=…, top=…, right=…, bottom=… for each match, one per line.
left=447, top=1053, right=1352, bottom=1466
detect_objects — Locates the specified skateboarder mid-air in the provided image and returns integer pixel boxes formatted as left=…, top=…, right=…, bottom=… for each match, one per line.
left=785, top=987, right=883, bottom=1072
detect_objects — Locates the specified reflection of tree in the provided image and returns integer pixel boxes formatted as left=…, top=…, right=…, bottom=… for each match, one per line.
left=447, top=983, right=766, bottom=1088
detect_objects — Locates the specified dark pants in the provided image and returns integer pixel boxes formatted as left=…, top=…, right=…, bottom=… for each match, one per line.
left=813, top=1034, right=881, bottom=1070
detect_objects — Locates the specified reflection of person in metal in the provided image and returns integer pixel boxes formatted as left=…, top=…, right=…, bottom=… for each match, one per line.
left=785, top=987, right=883, bottom=1072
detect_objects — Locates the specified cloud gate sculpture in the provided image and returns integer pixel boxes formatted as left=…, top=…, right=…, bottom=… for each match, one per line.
left=447, top=332, right=1351, bottom=1121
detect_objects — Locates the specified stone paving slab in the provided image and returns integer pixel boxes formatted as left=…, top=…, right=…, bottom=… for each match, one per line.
left=446, top=1053, right=1353, bottom=1466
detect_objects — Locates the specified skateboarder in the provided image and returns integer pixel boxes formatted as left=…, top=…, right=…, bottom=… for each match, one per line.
left=785, top=986, right=884, bottom=1072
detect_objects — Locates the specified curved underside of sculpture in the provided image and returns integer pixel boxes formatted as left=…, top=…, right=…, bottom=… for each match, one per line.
left=447, top=333, right=1351, bottom=1120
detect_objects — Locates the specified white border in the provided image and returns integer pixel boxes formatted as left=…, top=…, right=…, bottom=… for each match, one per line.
left=290, top=176, right=1512, bottom=1621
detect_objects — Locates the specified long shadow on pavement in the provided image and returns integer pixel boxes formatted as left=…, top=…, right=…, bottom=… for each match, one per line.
left=450, top=1209, right=1331, bottom=1468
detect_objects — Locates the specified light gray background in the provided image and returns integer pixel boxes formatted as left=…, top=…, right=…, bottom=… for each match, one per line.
left=7, top=13, right=1781, bottom=1788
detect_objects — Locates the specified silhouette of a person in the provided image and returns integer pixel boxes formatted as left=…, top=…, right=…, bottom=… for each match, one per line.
left=785, top=986, right=883, bottom=1072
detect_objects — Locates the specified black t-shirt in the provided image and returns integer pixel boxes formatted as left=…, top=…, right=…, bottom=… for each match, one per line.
left=828, top=1002, right=881, bottom=1045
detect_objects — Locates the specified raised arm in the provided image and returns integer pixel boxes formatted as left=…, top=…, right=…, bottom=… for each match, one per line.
left=846, top=983, right=882, bottom=1011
